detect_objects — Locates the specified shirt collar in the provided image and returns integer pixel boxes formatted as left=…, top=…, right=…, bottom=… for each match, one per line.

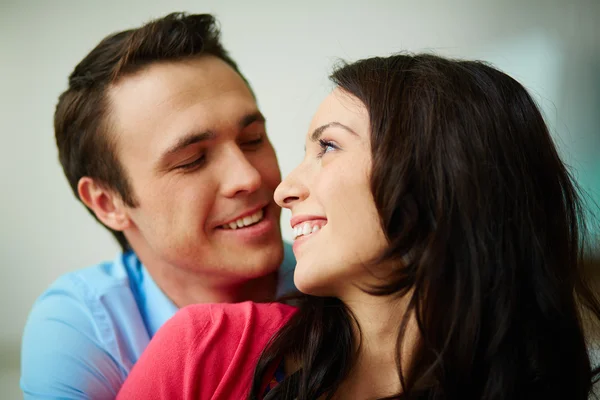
left=123, top=251, right=179, bottom=337
left=123, top=243, right=296, bottom=337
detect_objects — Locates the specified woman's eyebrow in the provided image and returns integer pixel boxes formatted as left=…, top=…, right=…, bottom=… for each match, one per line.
left=310, top=121, right=358, bottom=142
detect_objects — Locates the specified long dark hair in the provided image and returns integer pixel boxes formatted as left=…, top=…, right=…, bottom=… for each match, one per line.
left=249, top=54, right=600, bottom=399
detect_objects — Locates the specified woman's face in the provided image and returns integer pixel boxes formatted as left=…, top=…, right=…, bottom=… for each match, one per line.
left=275, top=89, right=388, bottom=297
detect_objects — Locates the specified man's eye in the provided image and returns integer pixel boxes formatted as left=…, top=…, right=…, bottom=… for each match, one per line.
left=242, top=136, right=264, bottom=149
left=176, top=155, right=206, bottom=170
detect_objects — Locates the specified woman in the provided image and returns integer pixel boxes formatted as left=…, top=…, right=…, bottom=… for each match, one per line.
left=117, top=53, right=600, bottom=400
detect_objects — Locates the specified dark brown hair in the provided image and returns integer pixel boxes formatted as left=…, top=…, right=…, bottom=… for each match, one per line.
left=250, top=54, right=600, bottom=399
left=54, top=12, right=249, bottom=250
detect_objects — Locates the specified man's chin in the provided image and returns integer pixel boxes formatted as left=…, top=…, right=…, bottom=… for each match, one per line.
left=235, top=249, right=284, bottom=278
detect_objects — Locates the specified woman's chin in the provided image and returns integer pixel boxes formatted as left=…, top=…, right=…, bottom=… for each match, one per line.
left=293, top=273, right=337, bottom=298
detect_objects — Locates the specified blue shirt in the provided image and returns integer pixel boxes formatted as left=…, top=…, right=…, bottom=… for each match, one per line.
left=20, top=244, right=296, bottom=399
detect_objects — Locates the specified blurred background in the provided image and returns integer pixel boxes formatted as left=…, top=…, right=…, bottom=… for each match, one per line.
left=1, top=0, right=598, bottom=397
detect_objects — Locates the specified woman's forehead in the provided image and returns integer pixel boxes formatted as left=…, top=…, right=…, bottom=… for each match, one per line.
left=308, top=89, right=370, bottom=138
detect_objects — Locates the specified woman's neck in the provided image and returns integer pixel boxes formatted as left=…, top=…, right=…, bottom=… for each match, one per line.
left=334, top=292, right=419, bottom=399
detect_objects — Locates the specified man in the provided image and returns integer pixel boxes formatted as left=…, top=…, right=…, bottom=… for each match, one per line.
left=20, top=12, right=295, bottom=399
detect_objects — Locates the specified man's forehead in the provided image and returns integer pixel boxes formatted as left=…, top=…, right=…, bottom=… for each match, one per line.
left=109, top=57, right=252, bottom=114
left=106, top=57, right=259, bottom=162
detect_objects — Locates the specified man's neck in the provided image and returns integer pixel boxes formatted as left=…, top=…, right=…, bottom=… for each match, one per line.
left=139, top=255, right=279, bottom=307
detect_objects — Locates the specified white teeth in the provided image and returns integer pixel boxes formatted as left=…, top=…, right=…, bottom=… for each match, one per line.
left=293, top=222, right=325, bottom=240
left=222, top=209, right=264, bottom=229
left=302, top=224, right=311, bottom=236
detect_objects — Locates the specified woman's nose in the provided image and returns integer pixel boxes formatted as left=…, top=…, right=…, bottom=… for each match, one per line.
left=274, top=165, right=309, bottom=209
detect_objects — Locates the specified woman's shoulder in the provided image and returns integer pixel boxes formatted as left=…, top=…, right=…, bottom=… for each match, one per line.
left=170, top=302, right=296, bottom=397
left=117, top=302, right=297, bottom=399
left=169, top=301, right=297, bottom=345
left=181, top=300, right=297, bottom=319
left=177, top=301, right=297, bottom=337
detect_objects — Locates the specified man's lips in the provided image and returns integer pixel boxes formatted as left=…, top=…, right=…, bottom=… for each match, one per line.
left=215, top=203, right=269, bottom=229
left=213, top=205, right=277, bottom=242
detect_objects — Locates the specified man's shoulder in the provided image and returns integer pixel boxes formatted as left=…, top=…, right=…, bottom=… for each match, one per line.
left=43, top=253, right=134, bottom=300
left=24, top=251, right=145, bottom=341
left=21, top=252, right=149, bottom=398
left=20, top=252, right=148, bottom=398
left=26, top=251, right=145, bottom=338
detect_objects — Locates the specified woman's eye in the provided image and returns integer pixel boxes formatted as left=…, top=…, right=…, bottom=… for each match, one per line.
left=317, top=139, right=339, bottom=158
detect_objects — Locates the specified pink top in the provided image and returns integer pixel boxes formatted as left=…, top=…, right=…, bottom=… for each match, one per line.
left=117, top=301, right=296, bottom=400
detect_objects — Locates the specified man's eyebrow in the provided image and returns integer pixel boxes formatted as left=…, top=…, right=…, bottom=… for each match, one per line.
left=310, top=121, right=358, bottom=142
left=239, top=111, right=266, bottom=129
left=156, top=111, right=265, bottom=170
left=157, top=131, right=215, bottom=168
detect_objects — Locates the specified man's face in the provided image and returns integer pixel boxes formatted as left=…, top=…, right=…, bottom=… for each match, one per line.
left=108, top=56, right=284, bottom=284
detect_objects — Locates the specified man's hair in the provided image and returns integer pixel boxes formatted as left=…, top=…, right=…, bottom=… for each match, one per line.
left=55, top=12, right=250, bottom=251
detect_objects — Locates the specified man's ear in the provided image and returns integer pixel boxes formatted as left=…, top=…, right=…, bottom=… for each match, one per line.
left=78, top=177, right=131, bottom=231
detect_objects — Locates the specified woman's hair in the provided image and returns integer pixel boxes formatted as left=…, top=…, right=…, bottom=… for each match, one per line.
left=249, top=54, right=600, bottom=400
